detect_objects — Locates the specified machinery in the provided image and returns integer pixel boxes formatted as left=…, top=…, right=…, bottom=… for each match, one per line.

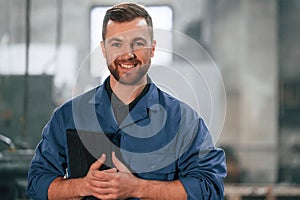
left=0, top=75, right=54, bottom=199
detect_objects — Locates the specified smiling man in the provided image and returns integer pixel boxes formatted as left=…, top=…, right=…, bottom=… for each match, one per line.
left=27, top=3, right=226, bottom=200
left=101, top=17, right=155, bottom=105
left=103, top=18, right=154, bottom=84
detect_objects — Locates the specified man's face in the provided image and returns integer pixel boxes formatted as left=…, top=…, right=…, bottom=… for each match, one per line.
left=101, top=17, right=156, bottom=85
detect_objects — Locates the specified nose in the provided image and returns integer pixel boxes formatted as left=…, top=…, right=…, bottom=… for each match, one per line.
left=120, top=45, right=136, bottom=60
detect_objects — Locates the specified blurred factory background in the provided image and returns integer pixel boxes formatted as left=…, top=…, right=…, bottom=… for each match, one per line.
left=0, top=0, right=300, bottom=199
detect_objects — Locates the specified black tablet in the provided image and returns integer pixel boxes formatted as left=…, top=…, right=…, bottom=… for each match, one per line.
left=66, top=129, right=120, bottom=178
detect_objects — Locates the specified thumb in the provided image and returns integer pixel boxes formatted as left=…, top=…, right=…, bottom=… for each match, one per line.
left=90, top=153, right=106, bottom=170
left=112, top=152, right=130, bottom=173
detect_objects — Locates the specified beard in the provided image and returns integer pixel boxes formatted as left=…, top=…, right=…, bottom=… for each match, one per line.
left=108, top=59, right=150, bottom=85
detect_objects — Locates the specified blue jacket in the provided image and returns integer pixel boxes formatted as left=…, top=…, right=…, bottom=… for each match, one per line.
left=27, top=79, right=226, bottom=200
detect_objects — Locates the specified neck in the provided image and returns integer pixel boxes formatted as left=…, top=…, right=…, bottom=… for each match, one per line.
left=109, top=75, right=148, bottom=105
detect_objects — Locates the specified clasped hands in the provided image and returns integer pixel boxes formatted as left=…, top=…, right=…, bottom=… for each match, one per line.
left=82, top=152, right=140, bottom=200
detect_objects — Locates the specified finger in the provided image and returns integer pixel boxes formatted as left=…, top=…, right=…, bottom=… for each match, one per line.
left=112, top=151, right=130, bottom=173
left=103, top=168, right=118, bottom=173
left=90, top=153, right=106, bottom=170
left=89, top=168, right=117, bottom=181
left=89, top=178, right=112, bottom=188
left=92, top=189, right=116, bottom=200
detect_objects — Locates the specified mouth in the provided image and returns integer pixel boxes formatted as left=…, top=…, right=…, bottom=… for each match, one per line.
left=119, top=63, right=137, bottom=69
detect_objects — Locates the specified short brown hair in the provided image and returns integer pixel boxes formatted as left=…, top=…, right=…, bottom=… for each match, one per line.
left=102, top=3, right=153, bottom=41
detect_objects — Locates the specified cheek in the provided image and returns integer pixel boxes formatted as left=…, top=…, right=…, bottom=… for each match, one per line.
left=135, top=49, right=153, bottom=61
left=105, top=52, right=119, bottom=65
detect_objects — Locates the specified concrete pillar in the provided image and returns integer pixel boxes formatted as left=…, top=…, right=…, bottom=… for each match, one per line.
left=238, top=0, right=278, bottom=183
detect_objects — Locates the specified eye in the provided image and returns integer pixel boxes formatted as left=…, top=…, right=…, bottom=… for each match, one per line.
left=111, top=42, right=121, bottom=48
left=132, top=41, right=146, bottom=49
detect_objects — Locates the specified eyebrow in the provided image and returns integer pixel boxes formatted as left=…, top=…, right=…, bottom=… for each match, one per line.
left=132, top=37, right=148, bottom=43
left=106, top=36, right=149, bottom=44
left=107, top=37, right=122, bottom=44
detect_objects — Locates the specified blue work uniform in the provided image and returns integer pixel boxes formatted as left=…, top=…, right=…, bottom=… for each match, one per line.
left=26, top=77, right=226, bottom=200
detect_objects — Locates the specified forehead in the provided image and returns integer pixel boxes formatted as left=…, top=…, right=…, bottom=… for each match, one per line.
left=105, top=17, right=151, bottom=40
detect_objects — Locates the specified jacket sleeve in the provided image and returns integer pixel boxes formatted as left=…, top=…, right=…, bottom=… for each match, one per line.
left=26, top=110, right=68, bottom=200
left=178, top=118, right=227, bottom=200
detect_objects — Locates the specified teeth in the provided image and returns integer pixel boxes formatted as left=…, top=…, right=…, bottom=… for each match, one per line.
left=120, top=64, right=135, bottom=69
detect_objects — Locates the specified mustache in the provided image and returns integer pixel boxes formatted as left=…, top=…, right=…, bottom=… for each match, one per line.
left=114, top=57, right=141, bottom=65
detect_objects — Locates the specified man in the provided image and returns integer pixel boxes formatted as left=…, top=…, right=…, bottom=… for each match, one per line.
left=27, top=3, right=226, bottom=200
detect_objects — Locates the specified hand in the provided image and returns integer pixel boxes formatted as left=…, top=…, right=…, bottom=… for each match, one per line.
left=81, top=154, right=117, bottom=198
left=49, top=153, right=185, bottom=200
left=82, top=152, right=140, bottom=200
left=111, top=151, right=131, bottom=173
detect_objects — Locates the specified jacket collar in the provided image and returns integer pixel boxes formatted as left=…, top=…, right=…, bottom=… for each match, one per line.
left=87, top=77, right=161, bottom=130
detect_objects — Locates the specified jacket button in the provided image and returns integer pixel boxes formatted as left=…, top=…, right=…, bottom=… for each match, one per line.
left=151, top=164, right=157, bottom=169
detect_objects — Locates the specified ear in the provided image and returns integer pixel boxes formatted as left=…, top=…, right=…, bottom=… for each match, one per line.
left=151, top=40, right=156, bottom=57
left=100, top=41, right=106, bottom=58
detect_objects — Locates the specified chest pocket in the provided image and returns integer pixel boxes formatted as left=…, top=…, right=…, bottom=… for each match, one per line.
left=136, top=163, right=177, bottom=181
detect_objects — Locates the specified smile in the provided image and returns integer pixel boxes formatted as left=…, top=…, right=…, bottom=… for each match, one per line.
left=119, top=63, right=136, bottom=69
